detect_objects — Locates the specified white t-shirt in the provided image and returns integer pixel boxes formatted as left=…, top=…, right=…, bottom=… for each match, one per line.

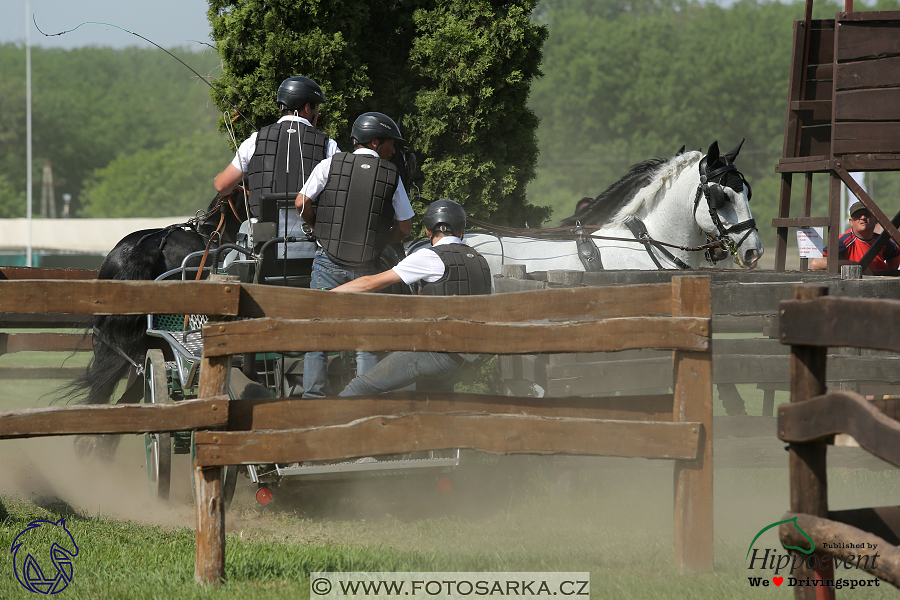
left=392, top=236, right=463, bottom=284
left=229, top=115, right=340, bottom=172
left=299, top=148, right=414, bottom=222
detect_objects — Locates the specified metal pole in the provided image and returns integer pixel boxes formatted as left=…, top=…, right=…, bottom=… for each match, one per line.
left=25, top=0, right=33, bottom=267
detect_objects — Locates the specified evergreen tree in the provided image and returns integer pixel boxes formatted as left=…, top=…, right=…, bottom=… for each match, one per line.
left=207, top=0, right=550, bottom=227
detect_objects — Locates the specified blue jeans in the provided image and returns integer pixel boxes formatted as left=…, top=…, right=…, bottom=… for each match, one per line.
left=302, top=250, right=380, bottom=398
left=339, top=351, right=465, bottom=396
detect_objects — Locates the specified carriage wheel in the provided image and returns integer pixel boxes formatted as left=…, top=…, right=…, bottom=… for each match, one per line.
left=143, top=349, right=172, bottom=502
left=190, top=431, right=239, bottom=511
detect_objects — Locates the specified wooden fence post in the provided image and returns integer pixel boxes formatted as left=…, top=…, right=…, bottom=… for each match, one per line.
left=194, top=354, right=231, bottom=585
left=787, top=285, right=833, bottom=600
left=672, top=276, right=713, bottom=572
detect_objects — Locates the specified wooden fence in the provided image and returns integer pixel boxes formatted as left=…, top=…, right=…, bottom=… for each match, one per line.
left=778, top=285, right=900, bottom=597
left=496, top=268, right=900, bottom=413
left=0, top=275, right=714, bottom=584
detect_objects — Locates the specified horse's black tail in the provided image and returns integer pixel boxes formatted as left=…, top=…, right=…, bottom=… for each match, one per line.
left=56, top=232, right=168, bottom=405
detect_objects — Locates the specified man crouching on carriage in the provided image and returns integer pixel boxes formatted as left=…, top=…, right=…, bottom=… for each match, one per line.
left=331, top=199, right=492, bottom=395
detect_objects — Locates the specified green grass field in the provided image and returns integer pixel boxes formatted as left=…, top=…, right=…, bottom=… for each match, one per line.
left=0, top=342, right=897, bottom=598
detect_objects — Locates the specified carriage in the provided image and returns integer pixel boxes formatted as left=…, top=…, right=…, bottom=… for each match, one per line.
left=139, top=195, right=459, bottom=508
left=89, top=139, right=759, bottom=507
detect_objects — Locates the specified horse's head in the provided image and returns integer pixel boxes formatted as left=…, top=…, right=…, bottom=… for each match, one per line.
left=197, top=190, right=251, bottom=246
left=694, top=140, right=764, bottom=269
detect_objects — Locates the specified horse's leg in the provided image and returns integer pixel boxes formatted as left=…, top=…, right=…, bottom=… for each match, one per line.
left=716, top=383, right=747, bottom=416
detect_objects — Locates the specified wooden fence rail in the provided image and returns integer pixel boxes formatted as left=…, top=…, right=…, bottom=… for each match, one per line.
left=779, top=285, right=900, bottom=597
left=0, top=275, right=715, bottom=585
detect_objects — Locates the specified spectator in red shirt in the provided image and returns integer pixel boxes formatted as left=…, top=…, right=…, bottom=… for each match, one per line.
left=810, top=201, right=900, bottom=271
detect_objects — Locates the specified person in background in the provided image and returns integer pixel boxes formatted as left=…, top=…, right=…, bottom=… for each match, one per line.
left=214, top=76, right=338, bottom=215
left=331, top=199, right=492, bottom=396
left=810, top=201, right=900, bottom=271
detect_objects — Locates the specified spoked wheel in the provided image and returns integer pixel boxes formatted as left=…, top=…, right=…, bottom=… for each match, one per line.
left=190, top=432, right=239, bottom=511
left=144, top=349, right=172, bottom=501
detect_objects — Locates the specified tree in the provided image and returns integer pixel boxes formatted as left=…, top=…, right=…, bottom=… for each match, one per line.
left=207, top=0, right=550, bottom=227
left=79, top=130, right=231, bottom=218
left=0, top=43, right=226, bottom=217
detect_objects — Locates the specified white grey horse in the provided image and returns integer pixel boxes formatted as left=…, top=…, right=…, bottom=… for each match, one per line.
left=465, top=141, right=763, bottom=276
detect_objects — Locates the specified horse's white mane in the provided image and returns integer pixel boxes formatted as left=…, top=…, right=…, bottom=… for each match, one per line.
left=607, top=151, right=701, bottom=226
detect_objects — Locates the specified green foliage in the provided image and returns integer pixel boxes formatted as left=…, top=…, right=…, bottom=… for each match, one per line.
left=0, top=173, right=25, bottom=218
left=530, top=0, right=809, bottom=229
left=208, top=0, right=550, bottom=227
left=0, top=43, right=228, bottom=217
left=80, top=130, right=231, bottom=218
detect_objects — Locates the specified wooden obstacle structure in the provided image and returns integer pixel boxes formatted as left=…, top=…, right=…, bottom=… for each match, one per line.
left=774, top=7, right=900, bottom=273
left=778, top=285, right=900, bottom=596
left=0, top=275, right=714, bottom=584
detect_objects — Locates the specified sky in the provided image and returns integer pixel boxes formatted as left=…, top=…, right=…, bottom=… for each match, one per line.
left=2, top=0, right=213, bottom=49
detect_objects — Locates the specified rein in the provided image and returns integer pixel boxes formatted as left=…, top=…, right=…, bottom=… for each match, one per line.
left=413, top=197, right=725, bottom=255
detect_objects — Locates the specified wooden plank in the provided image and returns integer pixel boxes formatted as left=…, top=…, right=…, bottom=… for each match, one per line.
left=781, top=512, right=900, bottom=587
left=771, top=217, right=831, bottom=227
left=800, top=79, right=833, bottom=102
left=835, top=55, right=900, bottom=90
left=0, top=366, right=86, bottom=379
left=837, top=21, right=900, bottom=63
left=779, top=391, right=900, bottom=468
left=0, top=280, right=240, bottom=316
left=200, top=316, right=711, bottom=356
left=226, top=392, right=676, bottom=431
left=0, top=267, right=98, bottom=280
left=838, top=10, right=900, bottom=22
left=835, top=88, right=900, bottom=121
left=193, top=414, right=703, bottom=466
left=194, top=458, right=225, bottom=585
left=800, top=124, right=833, bottom=157
left=838, top=154, right=900, bottom=171
left=238, top=283, right=673, bottom=321
left=829, top=506, right=900, bottom=546
left=807, top=63, right=833, bottom=81
left=787, top=285, right=829, bottom=591
left=0, top=396, right=228, bottom=439
left=0, top=332, right=92, bottom=354
left=671, top=276, right=714, bottom=573
left=781, top=296, right=900, bottom=352
left=774, top=158, right=830, bottom=173
left=807, top=21, right=835, bottom=66
left=833, top=122, right=900, bottom=155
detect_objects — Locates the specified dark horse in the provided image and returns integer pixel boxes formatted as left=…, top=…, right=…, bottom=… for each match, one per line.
left=59, top=193, right=249, bottom=458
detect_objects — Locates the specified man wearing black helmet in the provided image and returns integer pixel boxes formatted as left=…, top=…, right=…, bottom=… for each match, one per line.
left=214, top=76, right=339, bottom=215
left=328, top=199, right=492, bottom=396
left=294, top=111, right=415, bottom=398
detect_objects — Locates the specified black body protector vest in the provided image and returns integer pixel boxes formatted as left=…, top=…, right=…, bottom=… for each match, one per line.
left=247, top=120, right=328, bottom=215
left=420, top=244, right=493, bottom=296
left=315, top=152, right=400, bottom=266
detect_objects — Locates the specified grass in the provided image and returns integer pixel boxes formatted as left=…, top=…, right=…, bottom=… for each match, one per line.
left=1, top=461, right=898, bottom=599
left=0, top=336, right=896, bottom=598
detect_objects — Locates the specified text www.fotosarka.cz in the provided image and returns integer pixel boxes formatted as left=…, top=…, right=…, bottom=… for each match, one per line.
left=310, top=572, right=590, bottom=599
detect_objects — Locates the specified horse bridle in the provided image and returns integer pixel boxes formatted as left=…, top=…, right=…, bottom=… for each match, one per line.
left=694, top=157, right=757, bottom=267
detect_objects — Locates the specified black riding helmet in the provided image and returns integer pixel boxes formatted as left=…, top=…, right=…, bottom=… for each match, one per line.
left=351, top=112, right=405, bottom=145
left=277, top=76, right=326, bottom=110
left=424, top=199, right=466, bottom=234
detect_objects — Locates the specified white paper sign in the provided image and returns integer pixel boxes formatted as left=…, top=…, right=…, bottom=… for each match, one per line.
left=797, top=227, right=825, bottom=258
